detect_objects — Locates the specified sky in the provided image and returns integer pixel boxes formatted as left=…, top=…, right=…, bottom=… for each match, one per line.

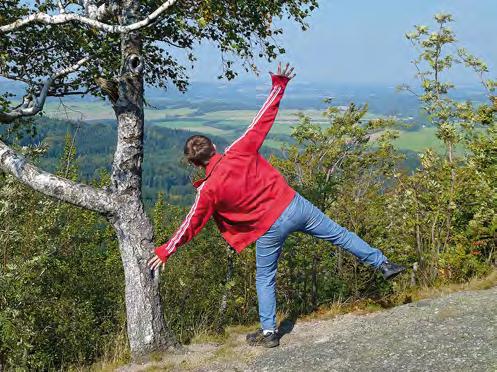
left=7, top=0, right=497, bottom=88
left=188, top=0, right=497, bottom=85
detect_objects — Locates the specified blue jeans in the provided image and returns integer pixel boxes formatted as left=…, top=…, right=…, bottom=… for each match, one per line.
left=255, top=192, right=387, bottom=331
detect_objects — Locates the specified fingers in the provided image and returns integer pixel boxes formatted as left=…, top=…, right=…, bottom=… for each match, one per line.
left=147, top=256, right=154, bottom=267
left=271, top=63, right=296, bottom=79
left=147, top=254, right=157, bottom=266
left=153, top=260, right=162, bottom=271
left=147, top=255, right=163, bottom=271
left=149, top=259, right=158, bottom=271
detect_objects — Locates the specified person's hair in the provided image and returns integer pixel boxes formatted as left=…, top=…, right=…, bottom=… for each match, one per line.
left=184, top=135, right=216, bottom=166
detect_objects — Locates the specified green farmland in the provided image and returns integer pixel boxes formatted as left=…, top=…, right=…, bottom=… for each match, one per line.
left=44, top=101, right=441, bottom=153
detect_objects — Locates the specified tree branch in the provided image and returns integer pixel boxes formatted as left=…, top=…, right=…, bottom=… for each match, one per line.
left=0, top=139, right=117, bottom=214
left=47, top=89, right=90, bottom=97
left=0, top=74, right=33, bottom=85
left=57, top=0, right=66, bottom=14
left=0, top=0, right=178, bottom=34
left=80, top=0, right=112, bottom=20
left=0, top=58, right=89, bottom=124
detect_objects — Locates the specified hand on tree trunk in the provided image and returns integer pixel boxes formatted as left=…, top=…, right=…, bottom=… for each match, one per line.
left=148, top=253, right=167, bottom=272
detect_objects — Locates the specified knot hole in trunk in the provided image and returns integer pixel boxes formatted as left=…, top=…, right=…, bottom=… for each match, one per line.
left=127, top=54, right=144, bottom=74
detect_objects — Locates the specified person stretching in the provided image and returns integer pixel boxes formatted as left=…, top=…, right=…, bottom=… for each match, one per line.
left=148, top=63, right=406, bottom=348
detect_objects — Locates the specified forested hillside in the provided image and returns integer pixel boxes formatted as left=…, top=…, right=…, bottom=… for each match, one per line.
left=0, top=118, right=232, bottom=206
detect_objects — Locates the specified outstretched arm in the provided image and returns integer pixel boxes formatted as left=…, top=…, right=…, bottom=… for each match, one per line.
left=225, top=63, right=296, bottom=154
left=148, top=183, right=214, bottom=270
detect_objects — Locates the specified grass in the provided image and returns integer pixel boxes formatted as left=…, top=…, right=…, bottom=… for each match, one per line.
left=404, top=269, right=497, bottom=300
left=86, top=324, right=130, bottom=372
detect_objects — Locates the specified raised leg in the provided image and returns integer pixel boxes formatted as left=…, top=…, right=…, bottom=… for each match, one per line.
left=295, top=194, right=387, bottom=268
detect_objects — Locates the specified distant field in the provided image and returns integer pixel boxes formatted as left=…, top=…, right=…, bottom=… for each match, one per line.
left=45, top=101, right=114, bottom=121
left=393, top=127, right=443, bottom=152
left=152, top=120, right=228, bottom=135
left=145, top=107, right=199, bottom=120
left=201, top=109, right=327, bottom=123
left=43, top=101, right=441, bottom=153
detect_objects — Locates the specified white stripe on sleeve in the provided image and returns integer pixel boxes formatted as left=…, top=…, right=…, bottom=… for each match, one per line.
left=166, top=183, right=206, bottom=254
left=224, top=86, right=281, bottom=153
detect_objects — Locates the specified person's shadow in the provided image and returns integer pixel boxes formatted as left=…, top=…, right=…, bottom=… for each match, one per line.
left=278, top=313, right=298, bottom=339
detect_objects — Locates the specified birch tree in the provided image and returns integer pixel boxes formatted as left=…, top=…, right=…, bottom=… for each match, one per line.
left=0, top=0, right=318, bottom=358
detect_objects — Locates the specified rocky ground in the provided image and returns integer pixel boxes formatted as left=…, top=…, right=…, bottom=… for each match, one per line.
left=119, top=285, right=497, bottom=372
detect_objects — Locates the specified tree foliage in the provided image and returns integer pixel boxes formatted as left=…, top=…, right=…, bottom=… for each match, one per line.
left=1, top=0, right=318, bottom=99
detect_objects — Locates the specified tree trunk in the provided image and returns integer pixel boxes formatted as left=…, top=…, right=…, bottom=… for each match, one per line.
left=105, top=0, right=176, bottom=358
left=444, top=141, right=455, bottom=252
left=111, top=201, right=176, bottom=358
left=217, top=246, right=234, bottom=332
left=311, top=252, right=318, bottom=309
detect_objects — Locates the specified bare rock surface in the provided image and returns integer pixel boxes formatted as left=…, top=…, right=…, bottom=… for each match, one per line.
left=119, top=286, right=497, bottom=372
left=248, top=286, right=497, bottom=372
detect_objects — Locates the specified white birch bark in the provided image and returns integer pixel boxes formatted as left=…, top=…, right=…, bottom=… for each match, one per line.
left=0, top=140, right=115, bottom=214
left=0, top=0, right=177, bottom=34
left=0, top=58, right=89, bottom=124
left=104, top=0, right=177, bottom=357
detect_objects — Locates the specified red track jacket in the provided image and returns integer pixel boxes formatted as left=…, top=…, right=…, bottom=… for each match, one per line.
left=155, top=75, right=296, bottom=262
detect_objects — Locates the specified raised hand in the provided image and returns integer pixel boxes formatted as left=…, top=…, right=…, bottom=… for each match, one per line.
left=270, top=62, right=296, bottom=80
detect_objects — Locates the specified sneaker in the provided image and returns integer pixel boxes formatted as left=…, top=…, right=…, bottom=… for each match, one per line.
left=246, top=329, right=280, bottom=348
left=379, top=260, right=406, bottom=280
